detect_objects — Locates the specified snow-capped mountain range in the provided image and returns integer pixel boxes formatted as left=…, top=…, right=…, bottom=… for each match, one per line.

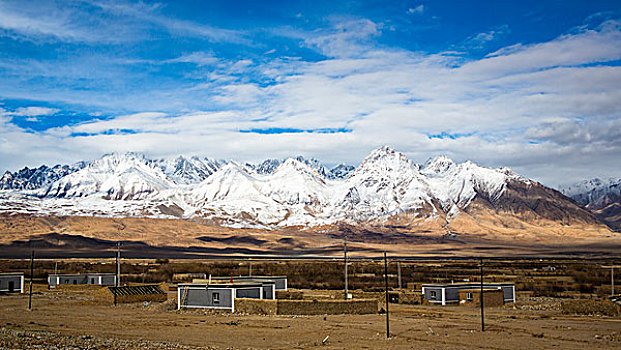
left=559, top=177, right=621, bottom=210
left=559, top=177, right=621, bottom=230
left=0, top=146, right=607, bottom=230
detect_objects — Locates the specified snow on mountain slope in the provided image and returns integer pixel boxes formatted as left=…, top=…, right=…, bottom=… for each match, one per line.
left=251, top=156, right=350, bottom=180
left=560, top=177, right=621, bottom=210
left=150, top=156, right=225, bottom=185
left=330, top=164, right=355, bottom=179
left=421, top=156, right=531, bottom=214
left=329, top=146, right=434, bottom=222
left=0, top=146, right=599, bottom=231
left=186, top=159, right=332, bottom=226
left=40, top=153, right=176, bottom=200
left=190, top=162, right=265, bottom=203
left=559, top=177, right=621, bottom=230
left=0, top=163, right=86, bottom=190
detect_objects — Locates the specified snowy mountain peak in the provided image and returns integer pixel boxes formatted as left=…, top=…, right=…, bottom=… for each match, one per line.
left=277, top=157, right=312, bottom=173
left=559, top=177, right=621, bottom=209
left=151, top=155, right=225, bottom=185
left=359, top=146, right=413, bottom=172
left=39, top=152, right=175, bottom=200
left=364, top=145, right=399, bottom=160
left=89, top=152, right=149, bottom=172
left=422, top=155, right=456, bottom=175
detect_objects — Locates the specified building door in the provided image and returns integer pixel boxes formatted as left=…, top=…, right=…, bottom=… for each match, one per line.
left=8, top=281, right=14, bottom=292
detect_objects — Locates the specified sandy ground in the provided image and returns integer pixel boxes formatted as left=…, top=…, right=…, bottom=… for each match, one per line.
left=2, top=214, right=621, bottom=258
left=0, top=285, right=619, bottom=349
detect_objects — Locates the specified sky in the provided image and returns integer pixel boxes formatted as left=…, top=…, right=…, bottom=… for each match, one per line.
left=0, top=0, right=620, bottom=186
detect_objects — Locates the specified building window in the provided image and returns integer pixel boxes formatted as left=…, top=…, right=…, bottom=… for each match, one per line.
left=466, top=292, right=473, bottom=301
left=430, top=291, right=437, bottom=299
left=212, top=292, right=220, bottom=304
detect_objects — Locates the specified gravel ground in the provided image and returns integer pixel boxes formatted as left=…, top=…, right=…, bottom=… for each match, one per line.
left=0, top=327, right=213, bottom=350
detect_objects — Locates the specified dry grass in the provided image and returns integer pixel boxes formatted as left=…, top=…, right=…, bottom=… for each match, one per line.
left=561, top=299, right=620, bottom=317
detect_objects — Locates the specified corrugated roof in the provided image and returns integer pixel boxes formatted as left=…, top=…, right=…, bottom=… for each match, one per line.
left=108, top=285, right=165, bottom=296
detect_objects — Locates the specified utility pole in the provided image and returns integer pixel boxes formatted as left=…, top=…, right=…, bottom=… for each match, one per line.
left=28, top=250, right=34, bottom=310
left=612, top=262, right=615, bottom=297
left=50, top=261, right=58, bottom=290
left=397, top=261, right=402, bottom=289
left=384, top=251, right=390, bottom=338
left=116, top=241, right=121, bottom=287
left=344, top=236, right=348, bottom=300
left=479, top=257, right=485, bottom=332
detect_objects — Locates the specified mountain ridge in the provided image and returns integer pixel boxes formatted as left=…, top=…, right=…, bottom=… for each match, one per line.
left=0, top=146, right=614, bottom=238
left=559, top=177, right=621, bottom=230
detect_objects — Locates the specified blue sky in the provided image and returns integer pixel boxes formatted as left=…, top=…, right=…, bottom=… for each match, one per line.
left=0, top=0, right=620, bottom=185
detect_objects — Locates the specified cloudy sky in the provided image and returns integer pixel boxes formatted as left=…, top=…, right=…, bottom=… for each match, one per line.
left=0, top=0, right=620, bottom=186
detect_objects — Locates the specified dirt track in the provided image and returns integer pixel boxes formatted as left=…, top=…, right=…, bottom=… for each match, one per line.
left=0, top=285, right=620, bottom=349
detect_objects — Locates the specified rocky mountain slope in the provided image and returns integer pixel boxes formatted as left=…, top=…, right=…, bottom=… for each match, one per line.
left=560, top=178, right=621, bottom=230
left=0, top=163, right=86, bottom=190
left=0, top=147, right=614, bottom=237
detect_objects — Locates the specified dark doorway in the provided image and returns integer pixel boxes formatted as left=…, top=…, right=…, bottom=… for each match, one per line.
left=8, top=281, right=14, bottom=292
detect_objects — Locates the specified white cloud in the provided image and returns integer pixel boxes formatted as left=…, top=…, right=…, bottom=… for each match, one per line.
left=0, top=0, right=247, bottom=44
left=11, top=106, right=59, bottom=117
left=164, top=52, right=219, bottom=66
left=458, top=25, right=510, bottom=50
left=407, top=5, right=425, bottom=15
left=301, top=18, right=381, bottom=57
left=1, top=18, right=620, bottom=186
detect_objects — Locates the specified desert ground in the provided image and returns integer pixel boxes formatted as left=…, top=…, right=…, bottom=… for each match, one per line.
left=1, top=214, right=620, bottom=258
left=1, top=258, right=620, bottom=349
left=0, top=284, right=620, bottom=349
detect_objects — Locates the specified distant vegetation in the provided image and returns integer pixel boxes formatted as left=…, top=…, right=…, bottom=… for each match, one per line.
left=0, top=258, right=617, bottom=297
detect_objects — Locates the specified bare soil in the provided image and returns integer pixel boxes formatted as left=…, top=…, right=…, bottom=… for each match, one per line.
left=1, top=214, right=620, bottom=258
left=0, top=285, right=619, bottom=349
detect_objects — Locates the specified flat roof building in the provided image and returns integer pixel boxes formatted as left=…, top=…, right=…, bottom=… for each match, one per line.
left=178, top=280, right=276, bottom=312
left=0, top=272, right=24, bottom=293
left=422, top=283, right=515, bottom=305
left=48, top=273, right=117, bottom=288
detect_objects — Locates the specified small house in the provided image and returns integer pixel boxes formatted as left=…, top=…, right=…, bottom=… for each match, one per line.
left=0, top=272, right=24, bottom=293
left=178, top=280, right=275, bottom=312
left=422, top=283, right=515, bottom=305
left=48, top=273, right=117, bottom=288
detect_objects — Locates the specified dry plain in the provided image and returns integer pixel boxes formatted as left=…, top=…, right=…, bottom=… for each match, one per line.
left=0, top=282, right=619, bottom=349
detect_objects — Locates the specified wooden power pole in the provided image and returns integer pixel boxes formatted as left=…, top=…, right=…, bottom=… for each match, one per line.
left=384, top=251, right=390, bottom=338
left=601, top=264, right=616, bottom=297
left=344, top=236, right=348, bottom=300
left=480, top=257, right=485, bottom=332
left=116, top=241, right=121, bottom=287
left=28, top=250, right=34, bottom=310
